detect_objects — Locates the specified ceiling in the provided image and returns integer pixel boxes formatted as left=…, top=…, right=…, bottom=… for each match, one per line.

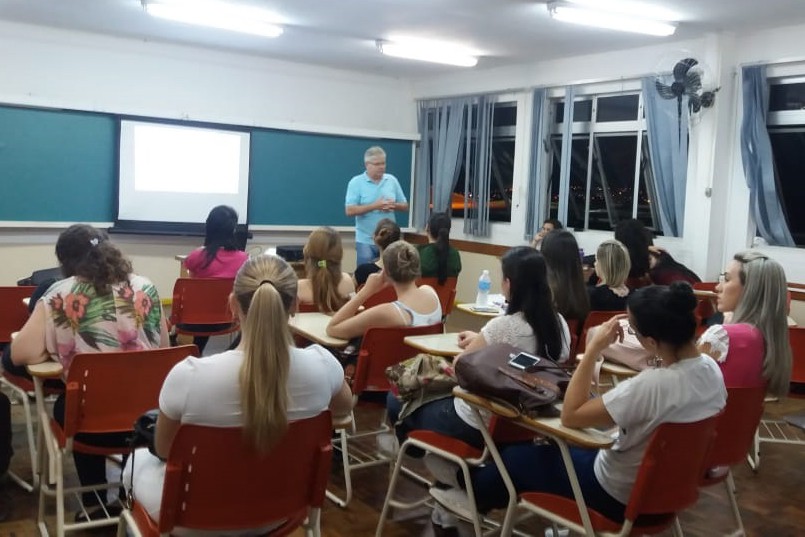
left=2, top=0, right=805, bottom=78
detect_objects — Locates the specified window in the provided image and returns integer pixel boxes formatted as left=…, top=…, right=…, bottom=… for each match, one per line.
left=546, top=92, right=662, bottom=233
left=451, top=101, right=517, bottom=222
left=768, top=78, right=805, bottom=246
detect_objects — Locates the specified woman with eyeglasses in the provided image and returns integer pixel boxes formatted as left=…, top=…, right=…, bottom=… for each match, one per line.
left=462, top=282, right=726, bottom=521
left=698, top=251, right=791, bottom=396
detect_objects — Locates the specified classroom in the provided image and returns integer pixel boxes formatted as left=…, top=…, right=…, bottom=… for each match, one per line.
left=1, top=1, right=804, bottom=536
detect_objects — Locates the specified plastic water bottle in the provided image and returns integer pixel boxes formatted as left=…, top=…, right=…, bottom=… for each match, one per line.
left=476, top=270, right=491, bottom=307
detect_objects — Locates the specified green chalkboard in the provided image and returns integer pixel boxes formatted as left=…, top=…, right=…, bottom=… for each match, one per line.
left=248, top=130, right=413, bottom=226
left=0, top=106, right=116, bottom=222
left=0, top=104, right=414, bottom=227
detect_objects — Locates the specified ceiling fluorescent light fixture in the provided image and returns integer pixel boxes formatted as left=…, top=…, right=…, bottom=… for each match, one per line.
left=547, top=1, right=677, bottom=37
left=142, top=0, right=283, bottom=38
left=377, top=39, right=478, bottom=67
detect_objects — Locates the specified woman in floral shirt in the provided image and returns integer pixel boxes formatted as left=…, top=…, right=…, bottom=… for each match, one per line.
left=12, top=224, right=168, bottom=520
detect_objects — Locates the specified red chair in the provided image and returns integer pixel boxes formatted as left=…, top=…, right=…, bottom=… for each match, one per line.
left=361, top=286, right=397, bottom=309
left=0, top=285, right=47, bottom=490
left=417, top=277, right=459, bottom=316
left=752, top=327, right=805, bottom=470
left=329, top=322, right=443, bottom=507
left=169, top=278, right=239, bottom=340
left=30, top=345, right=197, bottom=535
left=576, top=310, right=626, bottom=354
left=519, top=415, right=720, bottom=536
left=117, top=412, right=333, bottom=537
left=696, top=385, right=766, bottom=535
left=0, top=285, right=37, bottom=343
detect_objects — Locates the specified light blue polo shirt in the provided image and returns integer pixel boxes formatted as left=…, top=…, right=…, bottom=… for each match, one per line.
left=345, top=172, right=407, bottom=244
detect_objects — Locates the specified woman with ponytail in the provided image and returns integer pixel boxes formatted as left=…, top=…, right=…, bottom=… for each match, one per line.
left=418, top=212, right=461, bottom=285
left=12, top=224, right=169, bottom=519
left=298, top=227, right=355, bottom=312
left=124, top=255, right=352, bottom=533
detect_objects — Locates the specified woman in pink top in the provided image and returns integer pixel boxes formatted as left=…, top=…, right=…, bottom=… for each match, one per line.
left=183, top=205, right=249, bottom=278
left=699, top=251, right=791, bottom=395
left=181, top=206, right=249, bottom=353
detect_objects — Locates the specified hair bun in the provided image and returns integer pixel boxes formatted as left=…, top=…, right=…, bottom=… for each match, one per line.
left=666, top=281, right=697, bottom=313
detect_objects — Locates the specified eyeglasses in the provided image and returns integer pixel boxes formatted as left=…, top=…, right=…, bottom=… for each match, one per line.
left=718, top=272, right=727, bottom=284
left=626, top=324, right=639, bottom=337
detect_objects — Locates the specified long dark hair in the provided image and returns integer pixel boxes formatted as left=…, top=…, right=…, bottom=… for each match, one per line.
left=502, top=247, right=563, bottom=362
left=628, top=282, right=697, bottom=352
left=56, top=224, right=132, bottom=296
left=541, top=230, right=590, bottom=322
left=202, top=205, right=239, bottom=269
left=428, top=212, right=452, bottom=285
left=614, top=219, right=652, bottom=279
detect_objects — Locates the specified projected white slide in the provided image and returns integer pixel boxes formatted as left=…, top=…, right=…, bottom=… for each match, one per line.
left=118, top=120, right=250, bottom=224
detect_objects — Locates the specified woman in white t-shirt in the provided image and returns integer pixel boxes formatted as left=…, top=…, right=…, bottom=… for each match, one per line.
left=468, top=282, right=726, bottom=521
left=124, top=255, right=353, bottom=536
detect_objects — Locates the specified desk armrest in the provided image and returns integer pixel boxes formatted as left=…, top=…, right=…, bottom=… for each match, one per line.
left=452, top=386, right=520, bottom=419
left=27, top=361, right=63, bottom=378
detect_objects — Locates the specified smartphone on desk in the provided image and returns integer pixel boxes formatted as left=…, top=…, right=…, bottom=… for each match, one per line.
left=507, top=351, right=541, bottom=372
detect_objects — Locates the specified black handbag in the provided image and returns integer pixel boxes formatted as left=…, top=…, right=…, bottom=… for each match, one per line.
left=454, top=343, right=572, bottom=416
left=129, top=408, right=163, bottom=461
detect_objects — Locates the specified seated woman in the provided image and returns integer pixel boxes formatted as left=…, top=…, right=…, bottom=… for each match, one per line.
left=124, top=255, right=353, bottom=536
left=388, top=247, right=570, bottom=451
left=614, top=219, right=653, bottom=290
left=542, top=230, right=590, bottom=324
left=298, top=227, right=355, bottom=313
left=11, top=224, right=169, bottom=519
left=649, top=247, right=700, bottom=286
left=530, top=218, right=563, bottom=250
left=418, top=212, right=461, bottom=285
left=183, top=205, right=248, bottom=278
left=181, top=205, right=249, bottom=353
left=587, top=239, right=631, bottom=311
left=326, top=240, right=441, bottom=340
left=353, top=218, right=401, bottom=286
left=699, top=250, right=791, bottom=394
left=468, top=282, right=727, bottom=519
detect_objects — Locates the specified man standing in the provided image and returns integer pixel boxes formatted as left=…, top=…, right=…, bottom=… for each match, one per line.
left=345, top=146, right=409, bottom=265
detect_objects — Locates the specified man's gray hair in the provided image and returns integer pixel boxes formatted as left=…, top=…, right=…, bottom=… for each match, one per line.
left=364, top=146, right=386, bottom=163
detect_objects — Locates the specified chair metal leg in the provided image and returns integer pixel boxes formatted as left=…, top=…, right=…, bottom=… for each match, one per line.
left=747, top=428, right=760, bottom=472
left=1, top=377, right=39, bottom=491
left=725, top=471, right=746, bottom=536
left=672, top=516, right=684, bottom=537
left=325, top=429, right=352, bottom=507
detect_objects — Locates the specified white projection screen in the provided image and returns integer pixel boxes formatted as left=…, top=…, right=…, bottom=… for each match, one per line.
left=118, top=120, right=250, bottom=225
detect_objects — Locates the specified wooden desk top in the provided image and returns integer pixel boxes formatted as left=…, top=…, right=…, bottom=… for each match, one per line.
left=693, top=289, right=717, bottom=298
left=404, top=333, right=463, bottom=357
left=455, top=303, right=504, bottom=317
left=288, top=312, right=349, bottom=349
left=27, top=361, right=63, bottom=378
left=452, top=387, right=614, bottom=449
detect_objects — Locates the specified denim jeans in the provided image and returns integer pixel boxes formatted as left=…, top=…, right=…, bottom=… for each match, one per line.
left=386, top=393, right=484, bottom=451
left=356, top=242, right=380, bottom=267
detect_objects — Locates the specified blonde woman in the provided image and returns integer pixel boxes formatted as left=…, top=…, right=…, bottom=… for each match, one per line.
left=327, top=241, right=441, bottom=340
left=124, top=255, right=352, bottom=534
left=588, top=239, right=631, bottom=311
left=297, top=227, right=355, bottom=312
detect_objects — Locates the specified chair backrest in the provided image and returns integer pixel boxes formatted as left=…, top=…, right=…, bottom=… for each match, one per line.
left=352, top=323, right=444, bottom=395
left=790, top=327, right=805, bottom=385
left=624, top=415, right=719, bottom=520
left=170, top=278, right=236, bottom=326
left=62, top=345, right=197, bottom=438
left=417, top=277, right=459, bottom=316
left=704, top=385, right=766, bottom=477
left=0, top=286, right=37, bottom=344
left=157, top=412, right=332, bottom=534
left=361, top=286, right=398, bottom=309
left=577, top=310, right=626, bottom=354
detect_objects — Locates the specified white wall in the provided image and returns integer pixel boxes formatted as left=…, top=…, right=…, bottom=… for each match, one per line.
left=0, top=20, right=416, bottom=137
left=411, top=30, right=805, bottom=283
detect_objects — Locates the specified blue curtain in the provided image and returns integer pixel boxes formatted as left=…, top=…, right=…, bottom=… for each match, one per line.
left=463, top=96, right=495, bottom=237
left=557, top=86, right=576, bottom=224
left=413, top=98, right=470, bottom=228
left=740, top=66, right=795, bottom=247
left=524, top=88, right=549, bottom=240
left=642, top=75, right=689, bottom=237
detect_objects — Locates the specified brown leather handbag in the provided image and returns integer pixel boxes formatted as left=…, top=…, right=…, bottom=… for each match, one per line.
left=454, top=343, right=572, bottom=415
